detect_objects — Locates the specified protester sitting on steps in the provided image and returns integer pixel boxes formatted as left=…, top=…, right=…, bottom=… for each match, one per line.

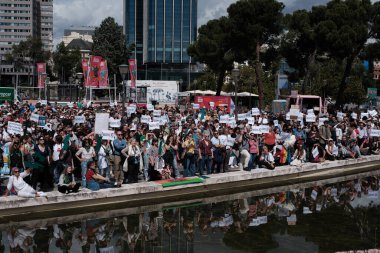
left=85, top=161, right=114, bottom=191
left=3, top=167, right=46, bottom=198
left=58, top=164, right=80, bottom=194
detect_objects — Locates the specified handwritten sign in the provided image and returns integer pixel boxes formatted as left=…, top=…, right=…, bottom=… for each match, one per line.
left=31, top=113, right=39, bottom=122
left=251, top=108, right=260, bottom=116
left=147, top=104, right=154, bottom=111
left=149, top=122, right=160, bottom=130
left=311, top=190, right=318, bottom=200
left=238, top=113, right=249, bottom=121
left=307, top=109, right=314, bottom=114
left=252, top=126, right=261, bottom=135
left=306, top=114, right=316, bottom=123
left=95, top=113, right=110, bottom=134
left=351, top=112, right=357, bottom=120
left=192, top=103, right=200, bottom=109
left=260, top=125, right=270, bottom=134
left=74, top=116, right=85, bottom=124
left=337, top=112, right=344, bottom=119
left=274, top=120, right=279, bottom=127
left=219, top=115, right=229, bottom=124
left=7, top=121, right=23, bottom=135
left=127, top=106, right=136, bottom=115
left=247, top=117, right=255, bottom=125
left=141, top=115, right=151, bottom=124
left=303, top=206, right=312, bottom=214
left=101, top=130, right=116, bottom=141
left=371, top=129, right=380, bottom=137
left=369, top=110, right=378, bottom=117
left=153, top=110, right=161, bottom=117
left=109, top=119, right=121, bottom=128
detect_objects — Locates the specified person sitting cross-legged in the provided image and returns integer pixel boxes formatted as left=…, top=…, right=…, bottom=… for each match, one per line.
left=58, top=164, right=81, bottom=194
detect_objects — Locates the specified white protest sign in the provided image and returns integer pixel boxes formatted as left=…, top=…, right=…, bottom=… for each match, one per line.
left=287, top=214, right=297, bottom=225
left=307, top=109, right=314, bottom=114
left=209, top=101, right=215, bottom=108
left=101, top=130, right=116, bottom=141
left=109, top=119, right=121, bottom=128
left=153, top=110, right=161, bottom=117
left=303, top=206, right=312, bottom=214
left=247, top=117, right=255, bottom=125
left=228, top=117, right=236, bottom=125
left=311, top=190, right=318, bottom=200
left=74, top=116, right=85, bottom=124
left=368, top=190, right=379, bottom=199
left=192, top=103, right=200, bottom=109
left=238, top=113, right=248, bottom=121
left=351, top=112, right=357, bottom=120
left=337, top=112, right=344, bottom=119
left=31, top=113, right=39, bottom=122
left=141, top=115, right=151, bottom=124
left=286, top=113, right=290, bottom=121
left=67, top=102, right=74, bottom=108
left=127, top=106, right=136, bottom=115
left=223, top=215, right=233, bottom=226
left=297, top=113, right=304, bottom=122
left=149, top=122, right=160, bottom=130
left=361, top=113, right=369, bottom=119
left=249, top=218, right=260, bottom=227
left=147, top=104, right=154, bottom=111
left=251, top=108, right=260, bottom=116
left=371, top=129, right=380, bottom=137
left=263, top=118, right=268, bottom=124
left=260, top=125, right=270, bottom=134
left=159, top=116, right=168, bottom=126
left=369, top=110, right=378, bottom=117
left=289, top=108, right=300, bottom=117
left=257, top=216, right=268, bottom=225
left=219, top=115, right=229, bottom=124
left=331, top=188, right=338, bottom=197
left=318, top=117, right=328, bottom=126
left=274, top=120, right=279, bottom=127
left=95, top=113, right=110, bottom=134
left=306, top=114, right=316, bottom=123
left=7, top=121, right=23, bottom=135
left=316, top=204, right=322, bottom=212
left=40, top=100, right=48, bottom=105
left=252, top=126, right=261, bottom=135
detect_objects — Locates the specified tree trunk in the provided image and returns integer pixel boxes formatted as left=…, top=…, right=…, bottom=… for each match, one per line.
left=336, top=56, right=355, bottom=107
left=303, top=48, right=317, bottom=94
left=255, top=42, right=264, bottom=110
left=216, top=67, right=226, bottom=96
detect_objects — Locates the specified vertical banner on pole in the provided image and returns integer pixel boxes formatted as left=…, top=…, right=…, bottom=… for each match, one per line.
left=82, top=59, right=89, bottom=86
left=88, top=56, right=102, bottom=88
left=128, top=59, right=137, bottom=89
left=37, top=63, right=46, bottom=88
left=98, top=60, right=109, bottom=88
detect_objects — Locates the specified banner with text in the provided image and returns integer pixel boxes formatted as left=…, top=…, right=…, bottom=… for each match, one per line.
left=37, top=63, right=46, bottom=88
left=128, top=59, right=137, bottom=89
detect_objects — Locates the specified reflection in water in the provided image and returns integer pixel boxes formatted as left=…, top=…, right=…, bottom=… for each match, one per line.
left=1, top=175, right=380, bottom=253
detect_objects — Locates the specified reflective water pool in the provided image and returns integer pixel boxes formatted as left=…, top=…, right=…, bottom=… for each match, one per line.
left=1, top=173, right=380, bottom=253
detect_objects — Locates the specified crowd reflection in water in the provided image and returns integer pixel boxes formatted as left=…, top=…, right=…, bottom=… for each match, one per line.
left=1, top=175, right=379, bottom=253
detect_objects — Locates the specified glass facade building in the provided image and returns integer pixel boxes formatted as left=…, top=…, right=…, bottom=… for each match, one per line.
left=124, top=0, right=197, bottom=65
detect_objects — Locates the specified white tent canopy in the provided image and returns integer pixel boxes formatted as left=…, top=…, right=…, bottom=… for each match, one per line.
left=186, top=90, right=258, bottom=97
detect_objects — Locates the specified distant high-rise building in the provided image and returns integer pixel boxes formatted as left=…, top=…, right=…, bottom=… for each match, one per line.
left=123, top=0, right=198, bottom=85
left=0, top=0, right=53, bottom=86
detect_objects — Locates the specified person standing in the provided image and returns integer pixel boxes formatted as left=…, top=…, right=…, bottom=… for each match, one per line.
left=75, top=139, right=95, bottom=188
left=33, top=136, right=51, bottom=191
left=113, top=131, right=127, bottom=187
left=127, top=139, right=141, bottom=184
left=183, top=133, right=196, bottom=177
left=198, top=132, right=213, bottom=175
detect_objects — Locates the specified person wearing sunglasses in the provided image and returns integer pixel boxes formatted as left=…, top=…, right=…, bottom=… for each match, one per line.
left=3, top=167, right=46, bottom=198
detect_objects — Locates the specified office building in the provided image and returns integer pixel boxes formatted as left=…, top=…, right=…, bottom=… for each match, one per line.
left=62, top=26, right=95, bottom=46
left=0, top=0, right=53, bottom=86
left=123, top=0, right=199, bottom=86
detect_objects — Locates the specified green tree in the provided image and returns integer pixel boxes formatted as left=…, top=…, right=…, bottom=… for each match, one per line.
left=92, top=17, right=133, bottom=83
left=52, top=42, right=81, bottom=83
left=228, top=0, right=284, bottom=109
left=313, top=0, right=377, bottom=106
left=5, top=36, right=50, bottom=85
left=188, top=16, right=234, bottom=95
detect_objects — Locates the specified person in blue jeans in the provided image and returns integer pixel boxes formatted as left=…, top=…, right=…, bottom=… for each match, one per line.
left=85, top=161, right=114, bottom=191
left=198, top=133, right=213, bottom=175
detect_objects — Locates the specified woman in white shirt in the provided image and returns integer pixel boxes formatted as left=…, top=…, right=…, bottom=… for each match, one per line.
left=98, top=139, right=112, bottom=180
left=127, top=139, right=141, bottom=184
left=75, top=139, right=95, bottom=188
left=3, top=167, right=46, bottom=198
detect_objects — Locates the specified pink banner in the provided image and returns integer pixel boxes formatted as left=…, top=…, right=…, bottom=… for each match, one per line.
left=98, top=60, right=109, bottom=88
left=128, top=59, right=137, bottom=89
left=37, top=63, right=46, bottom=88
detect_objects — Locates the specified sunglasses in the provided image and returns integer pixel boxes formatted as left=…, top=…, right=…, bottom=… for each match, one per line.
left=14, top=170, right=19, bottom=173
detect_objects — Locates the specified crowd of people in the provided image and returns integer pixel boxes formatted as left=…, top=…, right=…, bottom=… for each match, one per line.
left=1, top=100, right=380, bottom=197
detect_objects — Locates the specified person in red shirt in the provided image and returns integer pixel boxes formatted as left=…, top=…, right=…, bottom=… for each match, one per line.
left=198, top=132, right=213, bottom=175
left=264, top=127, right=276, bottom=152
left=85, top=161, right=114, bottom=191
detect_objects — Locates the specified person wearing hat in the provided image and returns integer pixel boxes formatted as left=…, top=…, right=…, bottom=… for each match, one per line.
left=325, top=138, right=338, bottom=161
left=3, top=167, right=46, bottom=197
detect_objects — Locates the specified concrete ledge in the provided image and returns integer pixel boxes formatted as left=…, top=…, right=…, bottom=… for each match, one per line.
left=0, top=155, right=380, bottom=221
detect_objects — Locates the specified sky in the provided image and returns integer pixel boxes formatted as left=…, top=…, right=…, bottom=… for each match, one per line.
left=53, top=0, right=329, bottom=47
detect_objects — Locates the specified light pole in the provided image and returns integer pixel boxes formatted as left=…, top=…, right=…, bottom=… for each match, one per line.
left=76, top=72, right=83, bottom=102
left=119, top=64, right=129, bottom=115
left=179, top=78, right=183, bottom=91
left=231, top=67, right=240, bottom=113
left=46, top=77, right=50, bottom=101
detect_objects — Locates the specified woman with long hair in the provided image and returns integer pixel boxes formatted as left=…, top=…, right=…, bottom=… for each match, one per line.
left=33, top=136, right=51, bottom=191
left=127, top=139, right=141, bottom=184
left=75, top=138, right=95, bottom=188
left=58, top=164, right=80, bottom=194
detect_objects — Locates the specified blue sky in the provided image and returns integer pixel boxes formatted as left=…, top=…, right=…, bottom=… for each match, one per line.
left=53, top=0, right=328, bottom=47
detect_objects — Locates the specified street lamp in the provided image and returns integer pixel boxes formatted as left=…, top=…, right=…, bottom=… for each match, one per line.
left=119, top=64, right=129, bottom=114
left=69, top=77, right=74, bottom=101
left=179, top=78, right=183, bottom=91
left=46, top=77, right=50, bottom=101
left=231, top=67, right=240, bottom=113
left=76, top=72, right=83, bottom=102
